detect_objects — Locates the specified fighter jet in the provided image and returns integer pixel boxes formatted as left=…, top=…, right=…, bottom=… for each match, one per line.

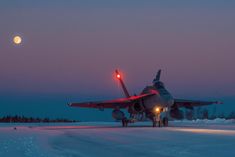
left=69, top=69, right=221, bottom=127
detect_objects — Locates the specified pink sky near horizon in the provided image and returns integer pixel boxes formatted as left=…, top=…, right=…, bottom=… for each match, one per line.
left=0, top=1, right=234, bottom=100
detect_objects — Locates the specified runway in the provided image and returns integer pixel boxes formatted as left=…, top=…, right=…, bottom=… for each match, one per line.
left=0, top=120, right=235, bottom=157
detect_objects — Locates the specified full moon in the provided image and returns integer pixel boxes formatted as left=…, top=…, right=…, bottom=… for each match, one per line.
left=13, top=36, right=22, bottom=45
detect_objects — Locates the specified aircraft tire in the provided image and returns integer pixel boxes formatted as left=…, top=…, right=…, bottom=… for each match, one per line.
left=152, top=121, right=157, bottom=127
left=163, top=117, right=168, bottom=127
left=122, top=119, right=128, bottom=127
left=122, top=119, right=125, bottom=127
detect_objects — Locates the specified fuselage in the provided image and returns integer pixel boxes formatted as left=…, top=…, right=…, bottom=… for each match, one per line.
left=141, top=81, right=174, bottom=112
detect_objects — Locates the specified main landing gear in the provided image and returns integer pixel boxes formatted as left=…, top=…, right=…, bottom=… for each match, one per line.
left=162, top=117, right=169, bottom=127
left=122, top=118, right=128, bottom=127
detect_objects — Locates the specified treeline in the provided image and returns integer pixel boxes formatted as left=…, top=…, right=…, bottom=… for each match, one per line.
left=0, top=115, right=79, bottom=123
left=180, top=107, right=235, bottom=120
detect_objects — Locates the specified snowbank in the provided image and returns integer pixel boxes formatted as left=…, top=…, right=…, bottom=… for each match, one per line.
left=174, top=118, right=235, bottom=124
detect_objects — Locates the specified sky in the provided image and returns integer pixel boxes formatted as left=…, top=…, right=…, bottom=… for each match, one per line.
left=0, top=0, right=235, bottom=121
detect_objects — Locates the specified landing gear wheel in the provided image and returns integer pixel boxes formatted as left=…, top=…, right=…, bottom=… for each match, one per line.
left=122, top=119, right=125, bottom=127
left=158, top=121, right=161, bottom=127
left=163, top=117, right=168, bottom=127
left=122, top=119, right=128, bottom=127
left=152, top=121, right=157, bottom=127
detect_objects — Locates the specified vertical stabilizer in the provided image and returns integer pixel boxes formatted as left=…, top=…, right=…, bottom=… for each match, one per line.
left=115, top=69, right=130, bottom=98
left=153, top=69, right=161, bottom=84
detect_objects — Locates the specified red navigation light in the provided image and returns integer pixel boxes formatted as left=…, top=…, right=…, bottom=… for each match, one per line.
left=115, top=69, right=122, bottom=79
left=116, top=74, right=121, bottom=79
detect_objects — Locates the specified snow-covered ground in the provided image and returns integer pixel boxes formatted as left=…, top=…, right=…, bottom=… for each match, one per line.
left=0, top=119, right=235, bottom=157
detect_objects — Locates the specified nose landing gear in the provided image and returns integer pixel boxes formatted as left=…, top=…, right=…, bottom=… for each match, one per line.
left=152, top=115, right=169, bottom=127
left=152, top=116, right=160, bottom=127
left=122, top=117, right=128, bottom=127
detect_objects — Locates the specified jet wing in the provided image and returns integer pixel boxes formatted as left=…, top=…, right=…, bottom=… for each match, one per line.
left=69, top=92, right=156, bottom=109
left=174, top=99, right=222, bottom=109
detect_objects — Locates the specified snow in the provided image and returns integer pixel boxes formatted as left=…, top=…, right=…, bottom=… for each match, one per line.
left=174, top=118, right=235, bottom=124
left=0, top=119, right=235, bottom=157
